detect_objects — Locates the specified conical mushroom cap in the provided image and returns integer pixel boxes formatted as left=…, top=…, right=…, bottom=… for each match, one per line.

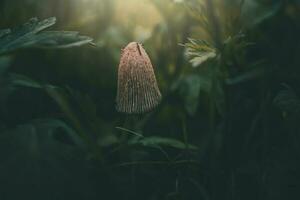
left=116, top=42, right=161, bottom=114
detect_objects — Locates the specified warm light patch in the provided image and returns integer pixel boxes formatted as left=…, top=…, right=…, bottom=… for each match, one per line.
left=114, top=0, right=162, bottom=27
left=114, top=0, right=163, bottom=40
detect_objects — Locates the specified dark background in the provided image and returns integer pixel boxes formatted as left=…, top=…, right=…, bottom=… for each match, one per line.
left=0, top=0, right=300, bottom=199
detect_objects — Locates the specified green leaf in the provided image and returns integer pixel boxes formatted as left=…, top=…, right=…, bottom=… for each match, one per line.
left=241, top=0, right=282, bottom=27
left=9, top=73, right=43, bottom=89
left=0, top=29, right=11, bottom=38
left=44, top=86, right=102, bottom=155
left=6, top=76, right=100, bottom=150
left=214, top=78, right=226, bottom=116
left=33, top=118, right=85, bottom=148
left=0, top=119, right=93, bottom=199
left=0, top=17, right=93, bottom=55
left=133, top=136, right=198, bottom=151
left=172, top=74, right=211, bottom=115
left=116, top=126, right=144, bottom=138
left=0, top=56, right=13, bottom=75
left=274, top=85, right=300, bottom=114
left=180, top=74, right=201, bottom=115
left=184, top=38, right=217, bottom=67
left=29, top=31, right=93, bottom=49
left=225, top=67, right=265, bottom=85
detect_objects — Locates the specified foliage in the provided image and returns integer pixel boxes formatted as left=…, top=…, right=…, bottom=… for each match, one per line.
left=0, top=0, right=300, bottom=199
left=0, top=17, right=93, bottom=55
left=184, top=38, right=217, bottom=67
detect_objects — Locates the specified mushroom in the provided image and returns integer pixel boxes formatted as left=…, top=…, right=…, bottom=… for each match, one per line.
left=116, top=42, right=161, bottom=114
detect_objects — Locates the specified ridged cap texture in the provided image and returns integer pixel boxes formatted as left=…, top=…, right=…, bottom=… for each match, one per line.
left=116, top=42, right=161, bottom=114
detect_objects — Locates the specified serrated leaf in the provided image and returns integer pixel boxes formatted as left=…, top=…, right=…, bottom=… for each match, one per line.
left=0, top=17, right=93, bottom=55
left=223, top=32, right=249, bottom=47
left=31, top=31, right=93, bottom=49
left=184, top=38, right=217, bottom=67
left=0, top=17, right=56, bottom=54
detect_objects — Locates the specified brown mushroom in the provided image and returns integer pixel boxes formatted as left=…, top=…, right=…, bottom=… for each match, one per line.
left=116, top=42, right=161, bottom=114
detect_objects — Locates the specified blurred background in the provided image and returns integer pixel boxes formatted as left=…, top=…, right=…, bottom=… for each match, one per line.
left=0, top=0, right=300, bottom=199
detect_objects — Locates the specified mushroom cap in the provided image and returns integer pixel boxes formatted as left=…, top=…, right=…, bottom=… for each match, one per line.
left=116, top=42, right=161, bottom=114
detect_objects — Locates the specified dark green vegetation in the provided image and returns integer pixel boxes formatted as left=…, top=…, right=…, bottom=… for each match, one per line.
left=0, top=0, right=300, bottom=199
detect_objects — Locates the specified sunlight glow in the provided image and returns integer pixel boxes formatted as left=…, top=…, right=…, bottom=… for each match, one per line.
left=69, top=0, right=163, bottom=41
